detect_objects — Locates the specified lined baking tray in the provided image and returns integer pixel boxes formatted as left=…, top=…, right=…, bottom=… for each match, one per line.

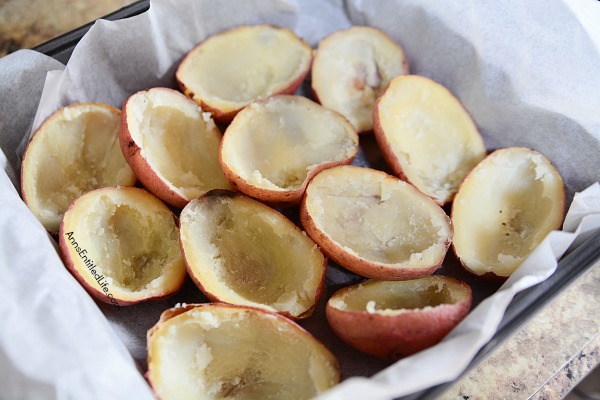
left=32, top=1, right=600, bottom=398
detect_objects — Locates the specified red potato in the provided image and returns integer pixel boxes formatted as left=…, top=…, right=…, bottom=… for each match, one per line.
left=373, top=75, right=487, bottom=205
left=300, top=165, right=452, bottom=280
left=326, top=276, right=473, bottom=361
left=147, top=303, right=340, bottom=400
left=452, top=147, right=566, bottom=279
left=179, top=189, right=327, bottom=319
left=58, top=186, right=186, bottom=306
left=219, top=95, right=359, bottom=206
left=120, top=87, right=231, bottom=208
left=176, top=25, right=313, bottom=123
left=21, top=102, right=136, bottom=234
left=312, top=26, right=409, bottom=133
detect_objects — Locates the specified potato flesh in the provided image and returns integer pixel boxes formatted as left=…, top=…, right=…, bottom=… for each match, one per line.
left=312, top=27, right=407, bottom=132
left=127, top=90, right=230, bottom=200
left=24, top=105, right=134, bottom=232
left=178, top=26, right=311, bottom=112
left=306, top=167, right=451, bottom=267
left=73, top=192, right=181, bottom=293
left=222, top=96, right=357, bottom=190
left=453, top=149, right=564, bottom=276
left=181, top=195, right=324, bottom=317
left=377, top=76, right=485, bottom=203
left=150, top=307, right=338, bottom=400
left=331, top=278, right=469, bottom=315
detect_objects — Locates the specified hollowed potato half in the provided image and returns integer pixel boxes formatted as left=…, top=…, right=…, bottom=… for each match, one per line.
left=176, top=25, right=313, bottom=122
left=452, top=147, right=565, bottom=279
left=59, top=186, right=186, bottom=305
left=312, top=26, right=409, bottom=133
left=373, top=75, right=486, bottom=205
left=220, top=95, right=359, bottom=206
left=179, top=190, right=327, bottom=319
left=300, top=165, right=452, bottom=280
left=326, top=276, right=472, bottom=361
left=121, top=87, right=231, bottom=208
left=21, top=103, right=136, bottom=234
left=147, top=304, right=340, bottom=400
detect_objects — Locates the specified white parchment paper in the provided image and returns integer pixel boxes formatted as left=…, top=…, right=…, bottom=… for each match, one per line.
left=1, top=0, right=599, bottom=399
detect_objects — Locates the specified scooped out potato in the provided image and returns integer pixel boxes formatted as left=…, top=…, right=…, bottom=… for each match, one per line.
left=452, top=147, right=565, bottom=279
left=179, top=190, right=327, bottom=319
left=373, top=75, right=487, bottom=205
left=326, top=276, right=472, bottom=361
left=176, top=25, right=313, bottom=122
left=300, top=165, right=452, bottom=280
left=21, top=103, right=136, bottom=233
left=120, top=87, right=231, bottom=208
left=220, top=95, right=359, bottom=206
left=147, top=303, right=340, bottom=400
left=59, top=186, right=186, bottom=306
left=312, top=26, right=409, bottom=133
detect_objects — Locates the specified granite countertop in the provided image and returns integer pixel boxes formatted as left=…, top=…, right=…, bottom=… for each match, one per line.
left=442, top=259, right=600, bottom=399
left=1, top=1, right=599, bottom=399
left=0, top=0, right=137, bottom=57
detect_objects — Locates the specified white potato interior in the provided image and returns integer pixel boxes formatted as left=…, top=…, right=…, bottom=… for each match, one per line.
left=305, top=166, right=451, bottom=268
left=221, top=96, right=358, bottom=190
left=312, top=26, right=408, bottom=132
left=177, top=25, right=312, bottom=113
left=329, top=277, right=469, bottom=316
left=180, top=192, right=324, bottom=317
left=452, top=148, right=564, bottom=277
left=377, top=76, right=486, bottom=203
left=126, top=89, right=230, bottom=200
left=62, top=187, right=184, bottom=300
left=149, top=306, right=338, bottom=400
left=22, top=104, right=135, bottom=232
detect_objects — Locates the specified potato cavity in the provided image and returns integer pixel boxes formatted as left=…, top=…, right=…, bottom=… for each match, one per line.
left=301, top=165, right=452, bottom=279
left=122, top=87, right=230, bottom=207
left=325, top=276, right=472, bottom=360
left=374, top=75, right=486, bottom=204
left=176, top=25, right=313, bottom=120
left=329, top=277, right=471, bottom=315
left=59, top=187, right=185, bottom=304
left=147, top=305, right=340, bottom=400
left=312, top=26, right=409, bottom=132
left=220, top=95, right=358, bottom=204
left=452, top=147, right=565, bottom=278
left=21, top=103, right=136, bottom=233
left=180, top=190, right=326, bottom=318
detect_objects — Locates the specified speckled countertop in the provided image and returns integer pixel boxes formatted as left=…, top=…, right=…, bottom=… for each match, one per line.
left=442, top=259, right=600, bottom=399
left=0, top=0, right=137, bottom=57
left=1, top=1, right=599, bottom=399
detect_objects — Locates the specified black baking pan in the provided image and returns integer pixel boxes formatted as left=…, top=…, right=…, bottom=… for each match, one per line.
left=32, top=1, right=600, bottom=398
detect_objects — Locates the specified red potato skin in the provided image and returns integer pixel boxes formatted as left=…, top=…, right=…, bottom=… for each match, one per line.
left=449, top=147, right=566, bottom=281
left=146, top=303, right=342, bottom=398
left=57, top=186, right=186, bottom=307
left=326, top=281, right=473, bottom=361
left=178, top=69, right=310, bottom=124
left=120, top=88, right=217, bottom=209
left=372, top=75, right=485, bottom=206
left=311, top=26, right=409, bottom=135
left=21, top=103, right=135, bottom=235
left=179, top=189, right=328, bottom=320
left=218, top=96, right=359, bottom=207
left=176, top=25, right=313, bottom=123
left=219, top=153, right=357, bottom=208
left=298, top=170, right=452, bottom=280
left=372, top=97, right=414, bottom=192
left=20, top=117, right=55, bottom=233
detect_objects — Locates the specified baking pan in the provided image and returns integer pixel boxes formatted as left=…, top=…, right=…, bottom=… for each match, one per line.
left=32, top=1, right=600, bottom=398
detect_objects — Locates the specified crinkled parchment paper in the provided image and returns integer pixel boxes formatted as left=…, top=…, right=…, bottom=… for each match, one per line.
left=1, top=0, right=599, bottom=399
